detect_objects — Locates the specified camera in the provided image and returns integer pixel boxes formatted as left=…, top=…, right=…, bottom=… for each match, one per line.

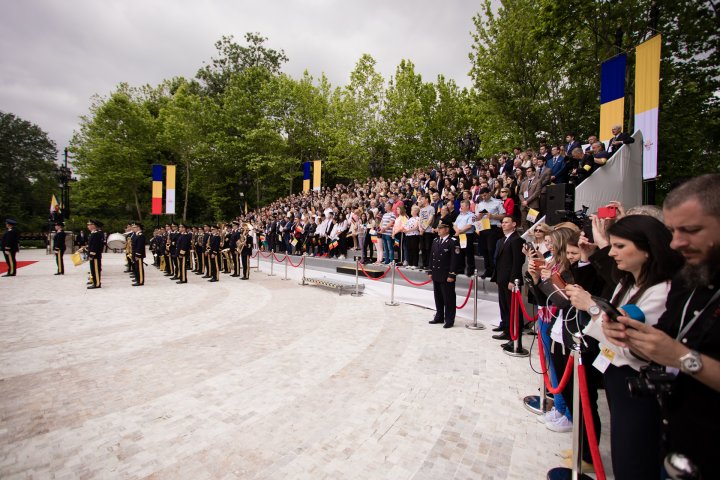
left=627, top=364, right=676, bottom=398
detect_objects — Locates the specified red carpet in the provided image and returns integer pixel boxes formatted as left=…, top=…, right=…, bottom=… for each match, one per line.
left=0, top=261, right=37, bottom=274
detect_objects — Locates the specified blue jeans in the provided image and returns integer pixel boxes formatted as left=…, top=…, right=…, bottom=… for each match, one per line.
left=382, top=235, right=394, bottom=263
left=539, top=320, right=570, bottom=419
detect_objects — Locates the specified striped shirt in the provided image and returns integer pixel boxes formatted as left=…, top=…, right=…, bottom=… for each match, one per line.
left=380, top=211, right=396, bottom=235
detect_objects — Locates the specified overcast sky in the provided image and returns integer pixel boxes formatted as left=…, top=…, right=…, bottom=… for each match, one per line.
left=1, top=0, right=484, bottom=163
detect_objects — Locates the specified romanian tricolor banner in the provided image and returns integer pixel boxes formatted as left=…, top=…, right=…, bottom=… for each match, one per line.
left=634, top=35, right=661, bottom=180
left=165, top=165, right=176, bottom=215
left=599, top=53, right=627, bottom=142
left=50, top=194, right=60, bottom=213
left=303, top=162, right=311, bottom=193
left=151, top=164, right=163, bottom=215
left=313, top=160, right=321, bottom=192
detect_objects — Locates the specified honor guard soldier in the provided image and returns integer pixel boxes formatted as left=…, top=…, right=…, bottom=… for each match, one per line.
left=169, top=223, right=180, bottom=279
left=176, top=224, right=192, bottom=284
left=190, top=226, right=199, bottom=271
left=155, top=228, right=167, bottom=270
left=222, top=224, right=232, bottom=273
left=2, top=218, right=20, bottom=277
left=131, top=222, right=146, bottom=286
left=428, top=221, right=463, bottom=328
left=163, top=224, right=173, bottom=276
left=195, top=225, right=207, bottom=275
left=230, top=222, right=241, bottom=277
left=53, top=222, right=66, bottom=275
left=124, top=223, right=134, bottom=273
left=208, top=225, right=221, bottom=282
left=240, top=223, right=253, bottom=280
left=86, top=219, right=104, bottom=289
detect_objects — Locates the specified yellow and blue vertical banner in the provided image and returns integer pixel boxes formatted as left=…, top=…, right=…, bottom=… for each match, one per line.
left=634, top=35, right=661, bottom=180
left=303, top=161, right=311, bottom=193
left=151, top=165, right=163, bottom=215
left=312, top=160, right=321, bottom=192
left=165, top=165, right=176, bottom=215
left=599, top=53, right=627, bottom=142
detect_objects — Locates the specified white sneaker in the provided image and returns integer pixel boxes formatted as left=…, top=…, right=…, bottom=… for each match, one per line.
left=537, top=407, right=561, bottom=424
left=339, top=255, right=346, bottom=260
left=546, top=415, right=573, bottom=433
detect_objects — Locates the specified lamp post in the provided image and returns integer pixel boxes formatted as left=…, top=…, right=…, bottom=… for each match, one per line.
left=457, top=129, right=481, bottom=161
left=55, top=147, right=75, bottom=219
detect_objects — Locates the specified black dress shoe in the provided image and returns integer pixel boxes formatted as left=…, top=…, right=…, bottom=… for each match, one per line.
left=208, top=278, right=218, bottom=282
left=2, top=274, right=12, bottom=277
left=202, top=275, right=211, bottom=279
left=240, top=277, right=249, bottom=280
left=502, top=341, right=515, bottom=351
left=54, top=272, right=63, bottom=275
left=492, top=333, right=511, bottom=340
left=428, top=319, right=444, bottom=324
left=132, top=283, right=143, bottom=286
left=87, top=285, right=101, bottom=289
left=176, top=280, right=187, bottom=284
left=443, top=323, right=454, bottom=329
left=491, top=326, right=503, bottom=332
left=231, top=274, right=240, bottom=277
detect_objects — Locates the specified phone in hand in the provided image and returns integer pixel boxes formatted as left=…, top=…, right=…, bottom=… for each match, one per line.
left=598, top=206, right=617, bottom=219
left=591, top=296, right=624, bottom=322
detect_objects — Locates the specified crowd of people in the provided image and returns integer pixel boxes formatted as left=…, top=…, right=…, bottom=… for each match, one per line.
left=3, top=127, right=717, bottom=478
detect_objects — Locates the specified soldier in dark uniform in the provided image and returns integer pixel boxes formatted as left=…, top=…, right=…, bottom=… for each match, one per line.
left=230, top=222, right=241, bottom=277
left=155, top=228, right=166, bottom=270
left=176, top=223, right=192, bottom=284
left=240, top=223, right=253, bottom=280
left=53, top=222, right=66, bottom=275
left=169, top=223, right=180, bottom=279
left=162, top=224, right=173, bottom=276
left=208, top=225, right=221, bottom=282
left=86, top=219, right=104, bottom=289
left=2, top=218, right=20, bottom=277
left=195, top=225, right=207, bottom=275
left=428, top=221, right=463, bottom=328
left=222, top=224, right=232, bottom=273
left=201, top=224, right=212, bottom=278
left=131, top=222, right=146, bottom=286
left=190, top=226, right=199, bottom=271
left=124, top=223, right=134, bottom=273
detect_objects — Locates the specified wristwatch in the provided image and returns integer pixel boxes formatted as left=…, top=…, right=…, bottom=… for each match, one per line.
left=679, top=350, right=703, bottom=374
left=588, top=304, right=601, bottom=317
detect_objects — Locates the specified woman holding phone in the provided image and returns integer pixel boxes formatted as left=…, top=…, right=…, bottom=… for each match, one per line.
left=565, top=215, right=684, bottom=480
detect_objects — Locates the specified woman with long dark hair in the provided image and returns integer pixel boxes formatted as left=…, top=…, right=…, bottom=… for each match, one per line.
left=566, top=215, right=684, bottom=480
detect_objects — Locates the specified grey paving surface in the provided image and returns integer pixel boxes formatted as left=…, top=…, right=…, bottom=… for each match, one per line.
left=0, top=250, right=611, bottom=479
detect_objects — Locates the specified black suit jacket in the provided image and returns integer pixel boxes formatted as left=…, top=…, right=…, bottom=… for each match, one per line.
left=430, top=236, right=463, bottom=282
left=492, top=231, right=524, bottom=286
left=608, top=132, right=634, bottom=155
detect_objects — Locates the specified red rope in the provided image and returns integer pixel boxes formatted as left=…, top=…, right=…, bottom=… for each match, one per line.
left=509, top=288, right=519, bottom=340
left=251, top=251, right=258, bottom=259
left=395, top=267, right=432, bottom=287
left=287, top=256, right=304, bottom=268
left=259, top=251, right=272, bottom=258
left=536, top=333, right=574, bottom=394
left=456, top=279, right=474, bottom=309
left=359, top=262, right=392, bottom=281
left=516, top=291, right=539, bottom=322
left=578, top=361, right=607, bottom=480
left=272, top=252, right=287, bottom=263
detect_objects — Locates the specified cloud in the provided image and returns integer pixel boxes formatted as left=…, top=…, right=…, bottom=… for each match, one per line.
left=0, top=0, right=481, bottom=161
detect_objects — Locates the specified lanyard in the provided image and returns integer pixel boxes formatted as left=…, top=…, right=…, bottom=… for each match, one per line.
left=676, top=288, right=720, bottom=340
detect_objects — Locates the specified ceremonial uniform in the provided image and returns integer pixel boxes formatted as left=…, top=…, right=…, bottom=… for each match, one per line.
left=52, top=226, right=66, bottom=275
left=230, top=226, right=240, bottom=276
left=169, top=227, right=179, bottom=278
left=239, top=228, right=253, bottom=279
left=131, top=228, right=146, bottom=286
left=202, top=229, right=211, bottom=277
left=86, top=221, right=104, bottom=288
left=209, top=229, right=221, bottom=282
left=429, top=225, right=463, bottom=328
left=2, top=219, right=20, bottom=277
left=176, top=228, right=191, bottom=283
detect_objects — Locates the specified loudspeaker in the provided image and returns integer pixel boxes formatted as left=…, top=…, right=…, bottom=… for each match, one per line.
left=545, top=183, right=572, bottom=225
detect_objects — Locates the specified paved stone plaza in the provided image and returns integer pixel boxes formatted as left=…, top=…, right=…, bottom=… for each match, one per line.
left=1, top=250, right=611, bottom=479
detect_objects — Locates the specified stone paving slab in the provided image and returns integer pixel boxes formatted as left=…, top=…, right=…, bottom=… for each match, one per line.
left=0, top=250, right=612, bottom=479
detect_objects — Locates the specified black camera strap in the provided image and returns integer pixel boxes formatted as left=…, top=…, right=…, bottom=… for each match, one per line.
left=677, top=288, right=720, bottom=341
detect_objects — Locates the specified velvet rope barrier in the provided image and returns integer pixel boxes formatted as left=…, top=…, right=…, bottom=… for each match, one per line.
left=286, top=256, right=304, bottom=268
left=536, top=332, right=574, bottom=395
left=514, top=290, right=539, bottom=322
left=395, top=267, right=433, bottom=287
left=359, top=262, right=392, bottom=281
left=272, top=252, right=287, bottom=263
left=578, top=361, right=607, bottom=480
left=509, top=288, right=519, bottom=340
left=259, top=251, right=272, bottom=258
left=456, top=279, right=474, bottom=309
left=251, top=251, right=258, bottom=259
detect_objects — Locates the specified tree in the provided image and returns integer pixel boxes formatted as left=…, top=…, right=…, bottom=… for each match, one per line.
left=70, top=84, right=158, bottom=221
left=0, top=111, right=59, bottom=230
left=196, top=33, right=289, bottom=96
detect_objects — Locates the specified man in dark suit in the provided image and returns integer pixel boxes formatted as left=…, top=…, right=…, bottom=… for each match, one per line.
left=565, top=133, right=581, bottom=158
left=428, top=222, right=464, bottom=329
left=534, top=156, right=552, bottom=217
left=2, top=218, right=19, bottom=277
left=607, top=125, right=634, bottom=156
left=53, top=222, right=66, bottom=275
left=131, top=222, right=146, bottom=286
left=548, top=146, right=568, bottom=184
left=491, top=216, right=524, bottom=349
left=86, top=219, right=104, bottom=289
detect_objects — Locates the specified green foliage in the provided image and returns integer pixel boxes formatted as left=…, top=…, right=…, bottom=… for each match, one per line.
left=0, top=111, right=59, bottom=231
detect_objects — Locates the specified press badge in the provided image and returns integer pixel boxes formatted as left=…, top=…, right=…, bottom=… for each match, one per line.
left=523, top=191, right=529, bottom=199
left=592, top=346, right=616, bottom=373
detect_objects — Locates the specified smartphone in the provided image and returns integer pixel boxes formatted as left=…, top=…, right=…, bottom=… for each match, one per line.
left=591, top=296, right=624, bottom=322
left=532, top=258, right=546, bottom=268
left=525, top=241, right=536, bottom=252
left=598, top=206, right=617, bottom=219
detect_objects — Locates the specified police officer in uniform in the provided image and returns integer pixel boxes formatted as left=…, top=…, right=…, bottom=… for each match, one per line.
left=2, top=218, right=20, bottom=277
left=428, top=221, right=463, bottom=328
left=86, top=219, right=104, bottom=289
left=131, top=222, right=146, bottom=286
left=53, top=222, right=66, bottom=275
left=176, top=223, right=192, bottom=284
